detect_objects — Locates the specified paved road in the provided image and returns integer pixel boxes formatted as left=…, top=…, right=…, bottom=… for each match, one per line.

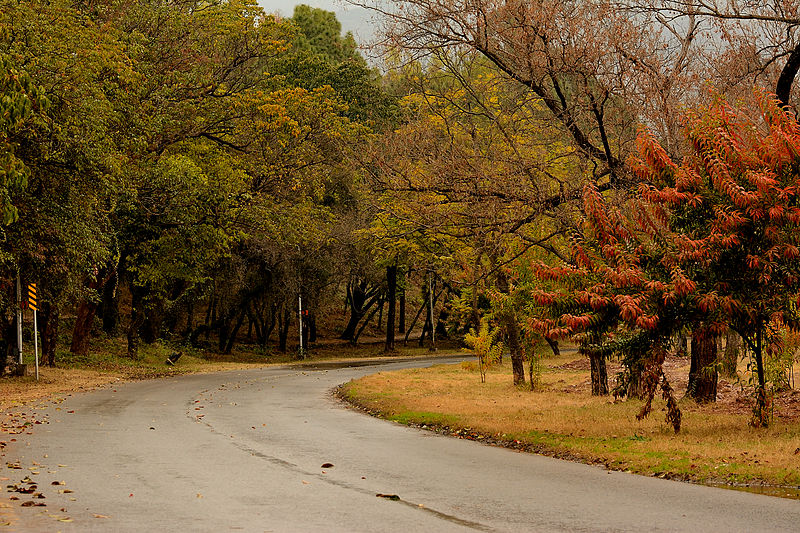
left=2, top=356, right=799, bottom=532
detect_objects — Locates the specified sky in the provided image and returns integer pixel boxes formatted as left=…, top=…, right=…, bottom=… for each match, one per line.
left=256, top=0, right=377, bottom=44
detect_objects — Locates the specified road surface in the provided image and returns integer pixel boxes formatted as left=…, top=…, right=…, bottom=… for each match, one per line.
left=2, top=356, right=799, bottom=531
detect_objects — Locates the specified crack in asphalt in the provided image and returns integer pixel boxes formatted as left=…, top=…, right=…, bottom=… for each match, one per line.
left=186, top=373, right=493, bottom=532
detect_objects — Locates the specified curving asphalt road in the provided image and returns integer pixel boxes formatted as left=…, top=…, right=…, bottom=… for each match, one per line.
left=2, top=356, right=800, bottom=532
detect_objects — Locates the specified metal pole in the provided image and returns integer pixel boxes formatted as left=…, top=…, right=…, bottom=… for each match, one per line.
left=298, top=294, right=304, bottom=358
left=16, top=272, right=22, bottom=364
left=33, top=309, right=39, bottom=381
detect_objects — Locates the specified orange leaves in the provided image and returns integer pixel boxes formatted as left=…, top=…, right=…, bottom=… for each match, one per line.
left=697, top=292, right=718, bottom=313
left=635, top=314, right=658, bottom=330
left=560, top=313, right=593, bottom=330
left=630, top=127, right=678, bottom=184
left=530, top=290, right=558, bottom=306
left=670, top=267, right=696, bottom=297
left=614, top=294, right=644, bottom=323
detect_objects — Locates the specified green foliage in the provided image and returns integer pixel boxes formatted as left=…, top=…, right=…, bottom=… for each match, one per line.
left=464, top=318, right=504, bottom=383
left=0, top=57, right=46, bottom=225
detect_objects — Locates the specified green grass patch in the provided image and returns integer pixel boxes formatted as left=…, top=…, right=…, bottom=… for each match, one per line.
left=341, top=358, right=800, bottom=489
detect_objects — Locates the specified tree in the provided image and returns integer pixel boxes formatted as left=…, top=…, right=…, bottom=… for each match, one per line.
left=526, top=91, right=800, bottom=428
left=1, top=0, right=132, bottom=364
left=633, top=92, right=800, bottom=425
left=0, top=57, right=46, bottom=225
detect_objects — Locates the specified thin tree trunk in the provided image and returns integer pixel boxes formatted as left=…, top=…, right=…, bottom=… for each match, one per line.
left=100, top=268, right=119, bottom=335
left=405, top=300, right=426, bottom=345
left=278, top=306, right=290, bottom=353
left=545, top=338, right=560, bottom=356
left=354, top=297, right=383, bottom=344
left=127, top=288, right=146, bottom=359
left=205, top=296, right=216, bottom=341
left=385, top=264, right=397, bottom=353
left=501, top=313, right=525, bottom=386
left=224, top=309, right=246, bottom=354
left=41, top=302, right=59, bottom=367
left=398, top=286, right=405, bottom=334
left=675, top=333, right=688, bottom=357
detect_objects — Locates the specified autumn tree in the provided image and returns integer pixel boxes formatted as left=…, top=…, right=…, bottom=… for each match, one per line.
left=525, top=91, right=800, bottom=427
left=634, top=92, right=800, bottom=425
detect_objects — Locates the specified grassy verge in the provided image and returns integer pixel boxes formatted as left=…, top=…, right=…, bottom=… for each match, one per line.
left=340, top=353, right=800, bottom=493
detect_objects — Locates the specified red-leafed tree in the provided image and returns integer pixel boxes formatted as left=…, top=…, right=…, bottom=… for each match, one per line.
left=526, top=91, right=800, bottom=428
left=520, top=184, right=686, bottom=431
left=634, top=92, right=800, bottom=426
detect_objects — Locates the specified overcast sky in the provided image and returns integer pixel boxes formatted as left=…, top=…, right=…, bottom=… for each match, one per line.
left=257, top=0, right=377, bottom=43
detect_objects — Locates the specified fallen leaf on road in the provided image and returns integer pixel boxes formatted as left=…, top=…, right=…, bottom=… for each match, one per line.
left=92, top=514, right=110, bottom=518
left=376, top=494, right=400, bottom=501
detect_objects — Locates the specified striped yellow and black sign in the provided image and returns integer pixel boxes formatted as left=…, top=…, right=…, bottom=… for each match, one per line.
left=27, top=283, right=37, bottom=312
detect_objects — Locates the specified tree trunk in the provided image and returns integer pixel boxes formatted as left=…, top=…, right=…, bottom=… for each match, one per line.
left=494, top=267, right=523, bottom=385
left=127, top=288, right=146, bottom=359
left=398, top=287, right=405, bottom=334
left=277, top=306, right=290, bottom=353
left=205, top=296, right=216, bottom=341
left=308, top=312, right=317, bottom=343
left=501, top=313, right=525, bottom=386
left=587, top=349, right=609, bottom=395
left=70, top=299, right=98, bottom=357
left=545, top=337, right=560, bottom=356
left=340, top=280, right=381, bottom=341
left=404, top=299, right=426, bottom=345
left=100, top=268, right=119, bottom=335
left=385, top=264, right=397, bottom=353
left=675, top=333, right=688, bottom=357
left=722, top=329, right=741, bottom=378
left=751, top=320, right=769, bottom=427
left=141, top=300, right=163, bottom=345
left=688, top=328, right=718, bottom=403
left=626, top=361, right=644, bottom=399
left=354, top=297, right=382, bottom=344
left=223, top=309, right=246, bottom=354
left=41, top=302, right=59, bottom=367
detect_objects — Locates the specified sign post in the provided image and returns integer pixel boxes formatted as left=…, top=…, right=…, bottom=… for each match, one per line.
left=298, top=294, right=304, bottom=358
left=28, top=283, right=39, bottom=381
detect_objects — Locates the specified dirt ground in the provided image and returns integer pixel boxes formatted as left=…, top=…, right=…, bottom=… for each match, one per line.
left=0, top=368, right=126, bottom=412
left=555, top=354, right=800, bottom=420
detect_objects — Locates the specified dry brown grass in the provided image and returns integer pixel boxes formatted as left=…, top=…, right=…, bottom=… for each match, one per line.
left=342, top=353, right=800, bottom=489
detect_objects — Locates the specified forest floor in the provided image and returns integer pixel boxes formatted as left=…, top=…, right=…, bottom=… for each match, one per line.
left=340, top=351, right=800, bottom=498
